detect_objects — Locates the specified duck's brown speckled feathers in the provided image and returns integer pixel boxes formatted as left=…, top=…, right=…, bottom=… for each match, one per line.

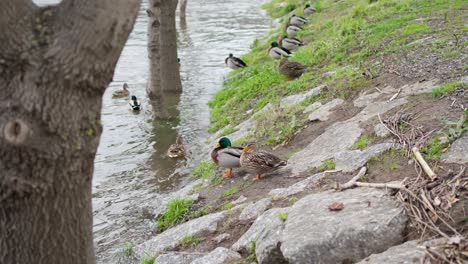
left=278, top=58, right=307, bottom=79
left=240, top=149, right=287, bottom=176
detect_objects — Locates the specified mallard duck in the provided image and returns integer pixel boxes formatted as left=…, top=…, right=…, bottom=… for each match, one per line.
left=279, top=58, right=307, bottom=79
left=284, top=24, right=302, bottom=37
left=269, top=42, right=292, bottom=60
left=279, top=35, right=304, bottom=51
left=211, top=137, right=243, bottom=178
left=129, top=95, right=141, bottom=111
left=225, top=53, right=247, bottom=70
left=289, top=14, right=309, bottom=26
left=240, top=142, right=287, bottom=181
left=112, top=83, right=130, bottom=98
left=167, top=136, right=185, bottom=158
left=304, top=4, right=316, bottom=16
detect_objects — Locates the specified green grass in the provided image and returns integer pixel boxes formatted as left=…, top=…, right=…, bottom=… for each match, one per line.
left=140, top=257, right=155, bottom=264
left=178, top=235, right=204, bottom=249
left=319, top=159, right=336, bottom=171
left=121, top=242, right=134, bottom=257
left=157, top=198, right=193, bottom=232
left=188, top=206, right=210, bottom=219
left=277, top=212, right=288, bottom=222
left=222, top=187, right=239, bottom=197
left=224, top=201, right=234, bottom=210
left=431, top=81, right=466, bottom=97
left=192, top=161, right=216, bottom=180
left=421, top=137, right=446, bottom=161
left=352, top=136, right=371, bottom=150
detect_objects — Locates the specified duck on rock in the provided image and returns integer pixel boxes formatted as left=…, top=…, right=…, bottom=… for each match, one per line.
left=278, top=58, right=307, bottom=79
left=279, top=35, right=304, bottom=51
left=304, top=4, right=316, bottom=16
left=225, top=53, right=247, bottom=70
left=288, top=14, right=309, bottom=26
left=112, top=83, right=130, bottom=98
left=284, top=23, right=302, bottom=37
left=269, top=42, right=291, bottom=60
left=211, top=137, right=243, bottom=178
left=240, top=142, right=287, bottom=181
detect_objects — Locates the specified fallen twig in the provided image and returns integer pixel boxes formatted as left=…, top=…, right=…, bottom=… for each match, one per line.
left=387, top=88, right=402, bottom=102
left=336, top=167, right=404, bottom=191
left=412, top=147, right=437, bottom=180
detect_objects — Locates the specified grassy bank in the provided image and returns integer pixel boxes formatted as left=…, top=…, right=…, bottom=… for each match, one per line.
left=208, top=0, right=465, bottom=146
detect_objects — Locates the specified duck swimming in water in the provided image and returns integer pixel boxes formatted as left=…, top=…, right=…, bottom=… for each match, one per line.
left=167, top=136, right=186, bottom=158
left=240, top=142, right=287, bottom=181
left=129, top=95, right=141, bottom=111
left=112, top=83, right=130, bottom=98
left=211, top=137, right=243, bottom=178
left=225, top=53, right=247, bottom=70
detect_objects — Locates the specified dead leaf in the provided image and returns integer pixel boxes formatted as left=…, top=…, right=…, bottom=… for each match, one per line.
left=328, top=202, right=344, bottom=211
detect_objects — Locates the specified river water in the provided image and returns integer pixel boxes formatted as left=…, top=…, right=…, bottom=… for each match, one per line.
left=34, top=0, right=272, bottom=262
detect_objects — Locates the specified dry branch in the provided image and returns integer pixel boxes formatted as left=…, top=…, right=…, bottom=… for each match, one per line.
left=412, top=147, right=437, bottom=180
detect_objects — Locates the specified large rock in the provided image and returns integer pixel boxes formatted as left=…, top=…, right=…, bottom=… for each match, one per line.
left=280, top=85, right=324, bottom=108
left=233, top=208, right=290, bottom=264
left=280, top=188, right=407, bottom=264
left=134, top=212, right=225, bottom=258
left=191, top=247, right=241, bottom=264
left=269, top=172, right=326, bottom=198
left=357, top=240, right=425, bottom=264
left=442, top=132, right=468, bottom=164
left=374, top=123, right=391, bottom=138
left=289, top=121, right=362, bottom=174
left=155, top=252, right=200, bottom=264
left=239, top=197, right=272, bottom=221
left=307, top=98, right=344, bottom=121
left=334, top=143, right=401, bottom=172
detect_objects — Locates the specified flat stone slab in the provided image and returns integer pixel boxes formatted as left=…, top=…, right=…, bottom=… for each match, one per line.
left=357, top=240, right=425, bottom=264
left=134, top=212, right=225, bottom=258
left=280, top=188, right=407, bottom=264
left=280, top=85, right=324, bottom=108
left=334, top=143, right=401, bottom=172
left=303, top=102, right=322, bottom=114
left=269, top=172, right=326, bottom=198
left=308, top=98, right=344, bottom=121
left=233, top=208, right=291, bottom=264
left=442, top=132, right=468, bottom=164
left=239, top=197, right=272, bottom=221
left=155, top=252, right=201, bottom=264
left=374, top=123, right=391, bottom=138
left=191, top=247, right=241, bottom=264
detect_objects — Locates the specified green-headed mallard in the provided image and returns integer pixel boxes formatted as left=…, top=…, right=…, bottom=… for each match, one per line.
left=113, top=83, right=130, bottom=98
left=240, top=142, right=287, bottom=181
left=284, top=23, right=302, bottom=37
left=279, top=58, right=307, bottom=79
left=269, top=42, right=292, bottom=60
left=225, top=53, right=247, bottom=70
left=289, top=14, right=309, bottom=26
left=304, top=4, right=316, bottom=16
left=167, top=136, right=185, bottom=158
left=211, top=137, right=243, bottom=178
left=129, top=95, right=141, bottom=111
left=279, top=35, right=304, bottom=51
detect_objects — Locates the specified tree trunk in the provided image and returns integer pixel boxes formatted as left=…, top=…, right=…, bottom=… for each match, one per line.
left=0, top=0, right=139, bottom=263
left=147, top=0, right=169, bottom=119
left=160, top=0, right=182, bottom=93
left=179, top=0, right=188, bottom=18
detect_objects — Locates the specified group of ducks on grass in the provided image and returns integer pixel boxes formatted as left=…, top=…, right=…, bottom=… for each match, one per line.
left=225, top=4, right=315, bottom=79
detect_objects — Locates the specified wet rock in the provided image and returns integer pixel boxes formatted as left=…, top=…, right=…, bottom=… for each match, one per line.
left=357, top=240, right=425, bottom=264
left=269, top=172, right=326, bottom=198
left=134, top=212, right=225, bottom=258
left=374, top=123, right=390, bottom=138
left=280, top=188, right=407, bottom=264
left=334, top=143, right=401, bottom=172
left=191, top=247, right=241, bottom=264
left=442, top=133, right=468, bottom=164
left=239, top=197, right=272, bottom=221
left=213, top=233, right=231, bottom=244
left=289, top=121, right=362, bottom=174
left=280, top=85, right=324, bottom=108
left=303, top=102, right=322, bottom=114
left=308, top=98, right=344, bottom=121
left=232, top=195, right=248, bottom=205
left=155, top=252, right=200, bottom=264
left=233, top=208, right=290, bottom=264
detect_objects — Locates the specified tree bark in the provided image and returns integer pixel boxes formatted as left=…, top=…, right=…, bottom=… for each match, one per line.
left=160, top=0, right=182, bottom=93
left=147, top=0, right=169, bottom=119
left=0, top=0, right=140, bottom=263
left=179, top=0, right=188, bottom=18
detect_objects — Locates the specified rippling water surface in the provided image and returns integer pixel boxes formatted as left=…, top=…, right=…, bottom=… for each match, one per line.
left=34, top=0, right=272, bottom=262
